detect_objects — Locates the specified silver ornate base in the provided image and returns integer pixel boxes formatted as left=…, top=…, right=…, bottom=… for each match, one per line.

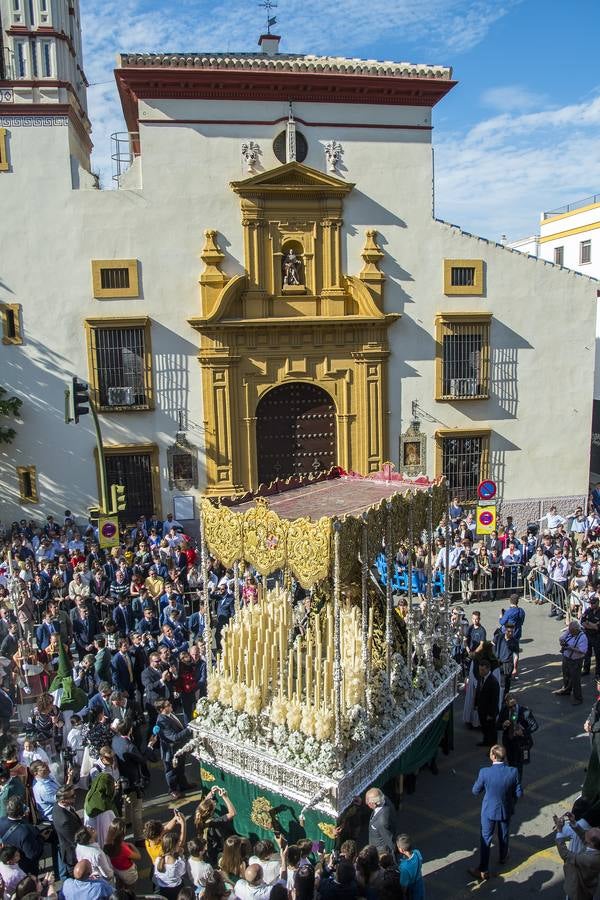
left=188, top=669, right=457, bottom=817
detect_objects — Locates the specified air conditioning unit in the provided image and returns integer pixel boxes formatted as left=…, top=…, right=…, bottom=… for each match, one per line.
left=449, top=378, right=478, bottom=398
left=107, top=386, right=135, bottom=406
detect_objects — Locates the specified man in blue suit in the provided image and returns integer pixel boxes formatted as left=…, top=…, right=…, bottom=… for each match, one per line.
left=469, top=744, right=522, bottom=882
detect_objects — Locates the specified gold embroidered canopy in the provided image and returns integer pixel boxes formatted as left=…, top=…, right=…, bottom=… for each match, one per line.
left=200, top=468, right=445, bottom=588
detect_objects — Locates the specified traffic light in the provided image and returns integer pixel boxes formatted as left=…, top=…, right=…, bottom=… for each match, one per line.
left=72, top=377, right=89, bottom=423
left=111, top=484, right=127, bottom=513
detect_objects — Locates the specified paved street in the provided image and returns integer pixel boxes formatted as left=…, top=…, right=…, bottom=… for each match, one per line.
left=130, top=595, right=587, bottom=897
left=403, top=596, right=589, bottom=898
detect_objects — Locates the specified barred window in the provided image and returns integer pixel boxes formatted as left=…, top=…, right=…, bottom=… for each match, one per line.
left=444, top=259, right=484, bottom=295
left=86, top=317, right=153, bottom=411
left=100, top=267, right=130, bottom=291
left=450, top=266, right=475, bottom=287
left=105, top=448, right=157, bottom=522
left=554, top=245, right=564, bottom=266
left=436, top=316, right=491, bottom=400
left=438, top=432, right=489, bottom=502
left=91, top=260, right=139, bottom=298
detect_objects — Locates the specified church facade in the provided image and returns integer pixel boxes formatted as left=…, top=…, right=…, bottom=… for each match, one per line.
left=0, top=5, right=596, bottom=526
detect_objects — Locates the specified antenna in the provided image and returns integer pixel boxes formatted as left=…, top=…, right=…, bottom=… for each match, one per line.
left=259, top=0, right=278, bottom=34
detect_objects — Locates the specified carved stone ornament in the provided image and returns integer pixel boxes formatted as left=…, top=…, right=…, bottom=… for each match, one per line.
left=324, top=140, right=343, bottom=173
left=399, top=422, right=427, bottom=478
left=167, top=435, right=199, bottom=491
left=241, top=140, right=261, bottom=173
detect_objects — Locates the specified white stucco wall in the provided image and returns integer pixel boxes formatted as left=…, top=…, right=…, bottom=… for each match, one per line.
left=0, top=91, right=596, bottom=526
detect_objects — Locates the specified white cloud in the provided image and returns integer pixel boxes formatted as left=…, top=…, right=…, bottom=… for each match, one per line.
left=481, top=85, right=547, bottom=112
left=79, top=0, right=517, bottom=184
left=434, top=94, right=600, bottom=241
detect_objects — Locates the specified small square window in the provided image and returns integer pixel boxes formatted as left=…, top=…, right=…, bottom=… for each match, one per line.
left=443, top=259, right=484, bottom=296
left=580, top=240, right=592, bottom=265
left=17, top=465, right=38, bottom=503
left=554, top=246, right=564, bottom=266
left=91, top=260, right=139, bottom=298
left=1, top=304, right=22, bottom=344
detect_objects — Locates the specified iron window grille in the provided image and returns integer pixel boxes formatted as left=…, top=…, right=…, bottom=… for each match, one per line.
left=580, top=240, right=592, bottom=265
left=436, top=318, right=490, bottom=400
left=554, top=245, right=564, bottom=266
left=442, top=435, right=484, bottom=502
left=86, top=318, right=153, bottom=411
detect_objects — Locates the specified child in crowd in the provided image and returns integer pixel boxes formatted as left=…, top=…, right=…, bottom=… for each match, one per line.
left=187, top=838, right=214, bottom=894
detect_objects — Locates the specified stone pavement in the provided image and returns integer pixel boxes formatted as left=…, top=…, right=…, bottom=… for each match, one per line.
left=402, top=596, right=591, bottom=898
left=134, top=595, right=590, bottom=897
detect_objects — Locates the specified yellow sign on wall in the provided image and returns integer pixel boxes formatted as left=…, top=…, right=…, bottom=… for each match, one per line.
left=476, top=504, right=496, bottom=535
left=98, top=516, right=120, bottom=549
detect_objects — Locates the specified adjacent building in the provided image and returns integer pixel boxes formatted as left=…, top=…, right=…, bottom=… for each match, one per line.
left=508, top=196, right=600, bottom=476
left=0, top=0, right=597, bottom=529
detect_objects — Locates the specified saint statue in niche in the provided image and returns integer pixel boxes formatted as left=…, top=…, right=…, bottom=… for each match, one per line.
left=282, top=248, right=303, bottom=286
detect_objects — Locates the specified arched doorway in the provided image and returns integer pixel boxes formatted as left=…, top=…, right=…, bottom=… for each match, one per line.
left=256, top=383, right=337, bottom=486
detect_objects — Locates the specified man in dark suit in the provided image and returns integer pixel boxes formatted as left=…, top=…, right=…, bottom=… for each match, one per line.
left=155, top=699, right=195, bottom=799
left=112, top=598, right=135, bottom=637
left=469, top=744, right=522, bottom=882
left=141, top=652, right=171, bottom=735
left=476, top=660, right=500, bottom=747
left=52, top=784, right=82, bottom=879
left=365, top=787, right=396, bottom=854
left=111, top=638, right=135, bottom=697
left=72, top=608, right=98, bottom=660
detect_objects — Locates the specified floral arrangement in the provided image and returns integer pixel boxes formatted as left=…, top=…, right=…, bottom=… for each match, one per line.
left=194, top=655, right=455, bottom=779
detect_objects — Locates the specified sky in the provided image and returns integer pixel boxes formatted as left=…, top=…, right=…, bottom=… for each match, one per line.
left=81, top=0, right=600, bottom=242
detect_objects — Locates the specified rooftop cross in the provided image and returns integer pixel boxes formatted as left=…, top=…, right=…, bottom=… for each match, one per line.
left=259, top=0, right=278, bottom=34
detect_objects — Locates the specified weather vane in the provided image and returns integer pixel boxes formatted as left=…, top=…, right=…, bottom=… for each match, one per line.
left=259, top=0, right=278, bottom=34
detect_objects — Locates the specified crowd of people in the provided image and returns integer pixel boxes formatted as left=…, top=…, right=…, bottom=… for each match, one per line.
left=2, top=492, right=600, bottom=899
left=0, top=509, right=430, bottom=900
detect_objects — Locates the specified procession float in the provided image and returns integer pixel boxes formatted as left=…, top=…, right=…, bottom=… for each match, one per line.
left=186, top=466, right=458, bottom=845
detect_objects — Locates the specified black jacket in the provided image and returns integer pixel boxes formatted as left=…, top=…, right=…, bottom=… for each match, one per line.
left=156, top=713, right=191, bottom=765
left=367, top=797, right=396, bottom=854
left=141, top=666, right=169, bottom=708
left=52, top=803, right=82, bottom=868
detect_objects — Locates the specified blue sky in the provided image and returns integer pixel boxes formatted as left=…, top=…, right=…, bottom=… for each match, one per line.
left=82, top=0, right=600, bottom=241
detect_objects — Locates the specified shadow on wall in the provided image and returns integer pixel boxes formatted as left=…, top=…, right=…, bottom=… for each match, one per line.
left=448, top=319, right=533, bottom=423
left=490, top=433, right=521, bottom=499
left=0, top=320, right=209, bottom=518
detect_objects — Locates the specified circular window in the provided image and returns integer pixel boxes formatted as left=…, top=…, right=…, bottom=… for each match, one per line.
left=273, top=130, right=308, bottom=164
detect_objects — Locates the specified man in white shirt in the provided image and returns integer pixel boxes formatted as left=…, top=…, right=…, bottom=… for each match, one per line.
left=162, top=514, right=182, bottom=536
left=235, top=839, right=286, bottom=900
left=544, top=505, right=566, bottom=534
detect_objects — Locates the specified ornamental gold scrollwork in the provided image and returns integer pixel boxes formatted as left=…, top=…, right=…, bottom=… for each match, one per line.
left=286, top=516, right=331, bottom=588
left=201, top=498, right=243, bottom=567
left=242, top=498, right=288, bottom=575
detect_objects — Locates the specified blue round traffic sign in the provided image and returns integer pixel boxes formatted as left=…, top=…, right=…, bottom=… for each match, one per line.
left=101, top=521, right=117, bottom=539
left=477, top=479, right=497, bottom=501
left=479, top=510, right=494, bottom=526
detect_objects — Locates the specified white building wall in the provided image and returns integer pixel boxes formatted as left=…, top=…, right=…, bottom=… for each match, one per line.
left=0, top=87, right=596, bottom=527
